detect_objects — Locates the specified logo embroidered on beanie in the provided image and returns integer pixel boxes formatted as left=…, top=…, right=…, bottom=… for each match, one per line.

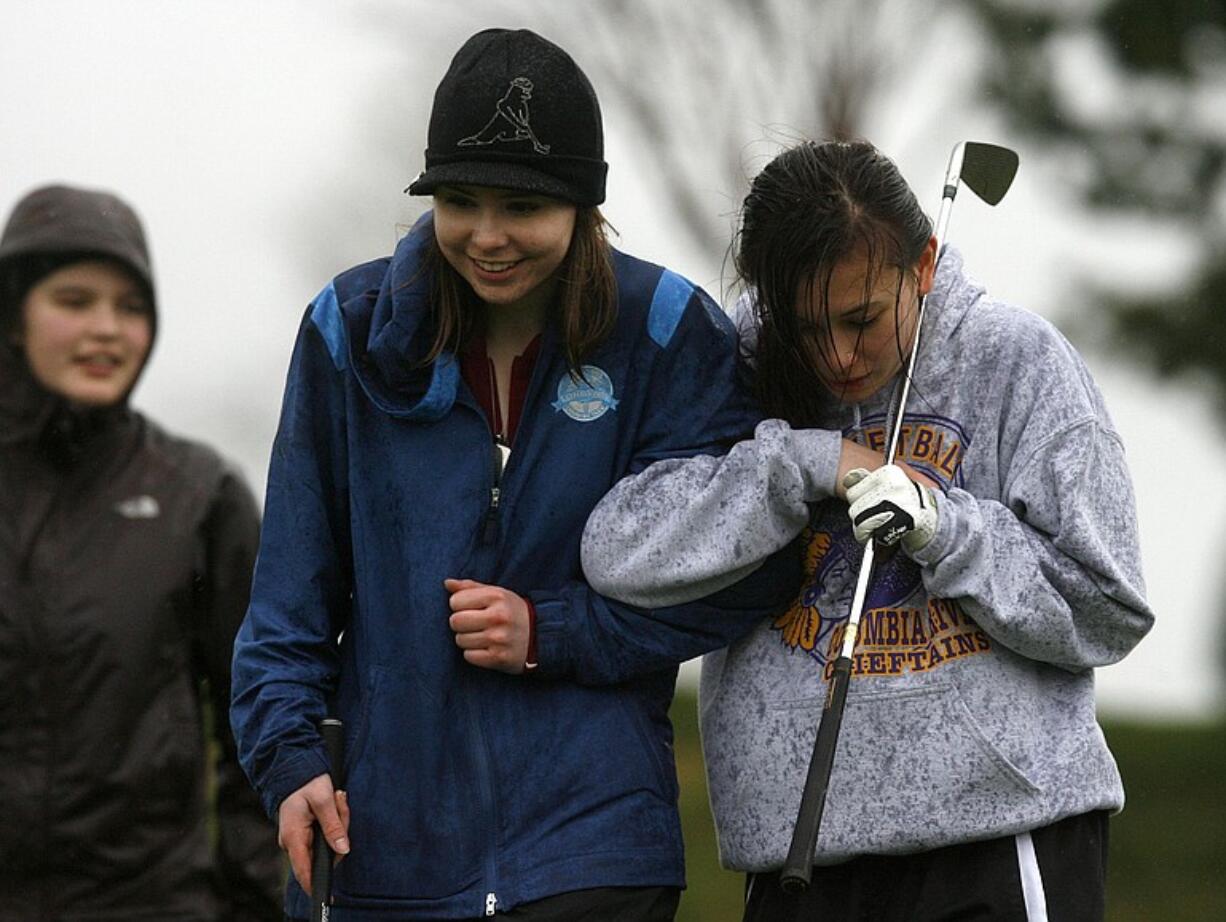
left=459, top=77, right=551, bottom=154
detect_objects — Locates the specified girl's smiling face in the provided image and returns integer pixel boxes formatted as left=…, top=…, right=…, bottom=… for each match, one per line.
left=19, top=260, right=152, bottom=406
left=432, top=185, right=577, bottom=317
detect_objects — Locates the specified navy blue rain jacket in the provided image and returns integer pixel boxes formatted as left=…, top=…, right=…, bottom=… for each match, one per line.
left=230, top=220, right=797, bottom=919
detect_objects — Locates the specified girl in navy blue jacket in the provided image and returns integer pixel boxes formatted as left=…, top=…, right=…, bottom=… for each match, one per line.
left=230, top=28, right=795, bottom=922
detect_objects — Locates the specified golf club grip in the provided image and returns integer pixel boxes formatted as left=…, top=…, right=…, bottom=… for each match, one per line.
left=310, top=718, right=345, bottom=922
left=780, top=657, right=853, bottom=893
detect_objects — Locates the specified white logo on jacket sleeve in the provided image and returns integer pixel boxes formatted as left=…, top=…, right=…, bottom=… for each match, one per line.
left=113, top=495, right=161, bottom=519
left=552, top=366, right=618, bottom=421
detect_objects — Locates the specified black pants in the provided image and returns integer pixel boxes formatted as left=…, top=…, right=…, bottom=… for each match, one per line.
left=288, top=885, right=679, bottom=922
left=743, top=811, right=1108, bottom=922
left=498, top=886, right=679, bottom=921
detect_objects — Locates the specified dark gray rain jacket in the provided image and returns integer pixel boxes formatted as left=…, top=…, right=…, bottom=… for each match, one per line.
left=0, top=184, right=282, bottom=920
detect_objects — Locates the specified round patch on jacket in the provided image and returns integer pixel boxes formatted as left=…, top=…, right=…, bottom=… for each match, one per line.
left=552, top=366, right=618, bottom=421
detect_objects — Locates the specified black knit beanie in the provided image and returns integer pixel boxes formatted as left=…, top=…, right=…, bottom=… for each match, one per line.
left=407, top=28, right=607, bottom=206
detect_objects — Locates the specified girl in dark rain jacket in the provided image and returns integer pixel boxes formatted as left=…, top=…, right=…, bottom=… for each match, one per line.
left=0, top=184, right=283, bottom=921
left=229, top=28, right=794, bottom=922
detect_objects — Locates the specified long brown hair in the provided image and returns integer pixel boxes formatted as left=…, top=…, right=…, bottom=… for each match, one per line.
left=734, top=140, right=933, bottom=426
left=420, top=207, right=617, bottom=373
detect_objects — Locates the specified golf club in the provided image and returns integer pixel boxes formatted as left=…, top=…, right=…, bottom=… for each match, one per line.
left=310, top=717, right=346, bottom=922
left=779, top=141, right=1019, bottom=894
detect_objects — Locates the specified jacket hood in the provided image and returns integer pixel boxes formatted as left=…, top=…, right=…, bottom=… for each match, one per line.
left=0, top=184, right=157, bottom=332
left=336, top=214, right=465, bottom=422
left=924, top=245, right=983, bottom=349
left=910, top=244, right=988, bottom=387
left=0, top=343, right=57, bottom=446
left=0, top=184, right=155, bottom=452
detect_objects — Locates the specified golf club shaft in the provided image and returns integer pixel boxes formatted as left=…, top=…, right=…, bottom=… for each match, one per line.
left=877, top=145, right=963, bottom=469
left=310, top=718, right=345, bottom=922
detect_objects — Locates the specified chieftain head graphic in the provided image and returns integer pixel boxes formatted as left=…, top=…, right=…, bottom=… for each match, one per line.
left=773, top=529, right=849, bottom=662
left=773, top=511, right=926, bottom=665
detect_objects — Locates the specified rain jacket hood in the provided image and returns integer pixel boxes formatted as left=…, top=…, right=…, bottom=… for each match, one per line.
left=342, top=219, right=460, bottom=421
left=0, top=184, right=159, bottom=454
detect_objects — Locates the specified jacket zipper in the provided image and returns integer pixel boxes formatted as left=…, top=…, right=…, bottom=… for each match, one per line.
left=482, top=439, right=510, bottom=544
left=467, top=424, right=507, bottom=914
left=464, top=666, right=502, bottom=917
left=15, top=519, right=56, bottom=917
left=467, top=341, right=553, bottom=912
left=477, top=332, right=552, bottom=547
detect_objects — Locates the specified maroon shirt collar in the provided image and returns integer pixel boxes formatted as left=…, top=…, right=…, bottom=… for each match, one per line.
left=459, top=333, right=542, bottom=447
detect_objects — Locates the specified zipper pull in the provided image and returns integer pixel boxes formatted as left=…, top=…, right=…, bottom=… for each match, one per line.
left=482, top=438, right=511, bottom=545
left=482, top=486, right=501, bottom=544
left=485, top=891, right=498, bottom=916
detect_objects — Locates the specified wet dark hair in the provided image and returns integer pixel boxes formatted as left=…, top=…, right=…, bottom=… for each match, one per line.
left=734, top=139, right=932, bottom=425
left=420, top=205, right=617, bottom=374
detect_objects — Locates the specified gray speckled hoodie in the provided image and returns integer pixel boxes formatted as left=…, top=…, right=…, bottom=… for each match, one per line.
left=581, top=248, right=1153, bottom=870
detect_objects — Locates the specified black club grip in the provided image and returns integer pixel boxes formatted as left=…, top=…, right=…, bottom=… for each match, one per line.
left=309, top=718, right=345, bottom=922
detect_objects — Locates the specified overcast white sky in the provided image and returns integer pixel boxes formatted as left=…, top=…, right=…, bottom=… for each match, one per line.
left=4, top=0, right=1223, bottom=719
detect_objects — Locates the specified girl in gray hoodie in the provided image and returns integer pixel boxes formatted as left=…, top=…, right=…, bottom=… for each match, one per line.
left=580, top=140, right=1152, bottom=921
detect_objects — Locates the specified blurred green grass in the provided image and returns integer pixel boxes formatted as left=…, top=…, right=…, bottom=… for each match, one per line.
left=668, top=688, right=1226, bottom=922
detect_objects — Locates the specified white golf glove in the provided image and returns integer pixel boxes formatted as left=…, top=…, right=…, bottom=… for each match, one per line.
left=843, top=465, right=938, bottom=552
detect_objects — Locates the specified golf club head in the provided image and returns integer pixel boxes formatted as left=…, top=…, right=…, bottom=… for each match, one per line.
left=960, top=142, right=1019, bottom=206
